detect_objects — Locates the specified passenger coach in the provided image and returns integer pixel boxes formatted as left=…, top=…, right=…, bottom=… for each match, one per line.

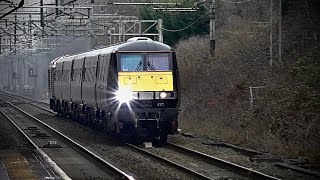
left=48, top=37, right=180, bottom=145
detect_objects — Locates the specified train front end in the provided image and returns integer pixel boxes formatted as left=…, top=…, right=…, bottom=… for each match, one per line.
left=113, top=39, right=180, bottom=145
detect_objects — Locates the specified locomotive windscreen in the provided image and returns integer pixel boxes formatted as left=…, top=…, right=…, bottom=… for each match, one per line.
left=119, top=54, right=144, bottom=71
left=146, top=54, right=170, bottom=71
left=118, top=53, right=172, bottom=72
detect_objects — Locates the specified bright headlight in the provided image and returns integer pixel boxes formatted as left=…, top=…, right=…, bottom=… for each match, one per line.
left=160, top=92, right=167, bottom=99
left=115, top=88, right=133, bottom=103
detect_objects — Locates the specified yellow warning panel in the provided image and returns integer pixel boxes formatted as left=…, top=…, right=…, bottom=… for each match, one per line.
left=118, top=71, right=174, bottom=91
left=155, top=76, right=168, bottom=84
left=1, top=153, right=37, bottom=180
left=124, top=76, right=137, bottom=84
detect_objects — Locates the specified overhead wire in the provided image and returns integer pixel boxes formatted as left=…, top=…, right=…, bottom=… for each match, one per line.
left=221, top=0, right=251, bottom=4
left=162, top=13, right=209, bottom=32
left=162, top=0, right=252, bottom=32
left=181, top=0, right=193, bottom=5
left=0, top=4, right=11, bottom=13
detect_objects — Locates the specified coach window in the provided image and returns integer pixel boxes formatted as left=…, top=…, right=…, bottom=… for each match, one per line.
left=146, top=54, right=171, bottom=71
left=119, top=54, right=144, bottom=71
left=56, top=70, right=61, bottom=81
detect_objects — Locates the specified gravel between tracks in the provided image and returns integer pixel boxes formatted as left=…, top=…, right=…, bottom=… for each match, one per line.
left=14, top=102, right=192, bottom=180
left=0, top=110, right=28, bottom=150
left=168, top=134, right=317, bottom=180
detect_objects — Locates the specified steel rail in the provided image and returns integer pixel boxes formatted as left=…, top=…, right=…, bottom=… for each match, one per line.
left=22, top=100, right=54, bottom=114
left=2, top=91, right=56, bottom=114
left=167, top=143, right=281, bottom=180
left=0, top=108, right=71, bottom=180
left=0, top=97, right=134, bottom=180
left=0, top=91, right=47, bottom=102
left=125, top=143, right=212, bottom=180
left=0, top=92, right=100, bottom=135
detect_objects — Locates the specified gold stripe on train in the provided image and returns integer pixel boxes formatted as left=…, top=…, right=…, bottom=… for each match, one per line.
left=118, top=71, right=174, bottom=91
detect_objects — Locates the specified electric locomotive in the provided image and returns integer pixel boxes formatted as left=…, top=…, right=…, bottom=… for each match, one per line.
left=48, top=37, right=180, bottom=145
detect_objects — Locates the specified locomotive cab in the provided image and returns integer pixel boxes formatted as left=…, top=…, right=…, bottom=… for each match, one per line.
left=112, top=41, right=180, bottom=145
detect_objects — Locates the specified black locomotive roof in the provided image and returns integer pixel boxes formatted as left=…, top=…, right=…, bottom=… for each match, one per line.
left=115, top=40, right=173, bottom=52
left=54, top=39, right=173, bottom=62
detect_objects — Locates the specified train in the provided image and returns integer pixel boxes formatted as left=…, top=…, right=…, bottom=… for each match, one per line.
left=48, top=37, right=180, bottom=145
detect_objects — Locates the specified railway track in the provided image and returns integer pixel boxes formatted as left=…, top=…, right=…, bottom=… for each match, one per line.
left=1, top=91, right=51, bottom=112
left=1, top=92, right=106, bottom=136
left=0, top=97, right=134, bottom=180
left=126, top=143, right=212, bottom=179
left=167, top=143, right=280, bottom=179
left=1, top=92, right=281, bottom=179
left=0, top=93, right=199, bottom=179
left=126, top=143, right=280, bottom=180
